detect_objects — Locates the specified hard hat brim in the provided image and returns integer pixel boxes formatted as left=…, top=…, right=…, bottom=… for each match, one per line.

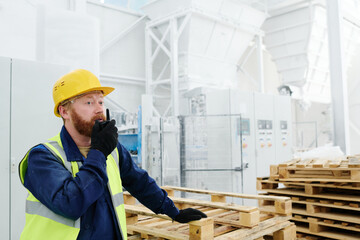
left=54, top=86, right=115, bottom=117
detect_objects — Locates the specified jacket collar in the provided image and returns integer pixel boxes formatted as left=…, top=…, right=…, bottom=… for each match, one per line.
left=60, top=126, right=85, bottom=162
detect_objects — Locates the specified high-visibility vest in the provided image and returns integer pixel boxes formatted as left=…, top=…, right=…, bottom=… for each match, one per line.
left=19, top=134, right=128, bottom=240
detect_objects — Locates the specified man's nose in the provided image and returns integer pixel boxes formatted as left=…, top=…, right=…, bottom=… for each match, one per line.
left=95, top=102, right=104, bottom=113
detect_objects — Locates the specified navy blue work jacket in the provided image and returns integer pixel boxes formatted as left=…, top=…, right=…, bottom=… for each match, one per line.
left=24, top=126, right=179, bottom=240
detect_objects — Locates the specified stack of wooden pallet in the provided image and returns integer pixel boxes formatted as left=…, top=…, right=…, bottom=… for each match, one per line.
left=124, top=186, right=296, bottom=240
left=257, top=157, right=360, bottom=240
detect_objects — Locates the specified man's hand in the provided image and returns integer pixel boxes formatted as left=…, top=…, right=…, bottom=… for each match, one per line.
left=174, top=208, right=207, bottom=223
left=91, top=120, right=118, bottom=157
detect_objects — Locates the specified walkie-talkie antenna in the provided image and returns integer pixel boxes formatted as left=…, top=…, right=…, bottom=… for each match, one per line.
left=106, top=108, right=110, bottom=121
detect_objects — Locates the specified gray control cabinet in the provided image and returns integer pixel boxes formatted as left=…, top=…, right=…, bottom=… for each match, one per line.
left=0, top=57, right=69, bottom=240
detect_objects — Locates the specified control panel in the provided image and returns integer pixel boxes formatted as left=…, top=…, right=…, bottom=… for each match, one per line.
left=254, top=93, right=276, bottom=178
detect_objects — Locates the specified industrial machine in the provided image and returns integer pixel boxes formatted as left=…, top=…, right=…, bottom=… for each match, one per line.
left=174, top=88, right=292, bottom=204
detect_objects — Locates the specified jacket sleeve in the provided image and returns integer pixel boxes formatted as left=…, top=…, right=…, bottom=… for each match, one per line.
left=117, top=143, right=179, bottom=219
left=24, top=145, right=108, bottom=220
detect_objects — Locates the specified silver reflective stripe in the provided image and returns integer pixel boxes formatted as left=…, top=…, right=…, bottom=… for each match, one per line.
left=26, top=200, right=80, bottom=228
left=111, top=149, right=119, bottom=168
left=77, top=161, right=83, bottom=168
left=113, top=192, right=124, bottom=207
left=74, top=218, right=80, bottom=229
left=44, top=141, right=72, bottom=172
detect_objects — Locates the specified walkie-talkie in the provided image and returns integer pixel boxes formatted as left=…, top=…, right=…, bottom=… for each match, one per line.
left=98, top=108, right=111, bottom=130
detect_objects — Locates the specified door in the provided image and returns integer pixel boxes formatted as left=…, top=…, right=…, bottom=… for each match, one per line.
left=10, top=59, right=69, bottom=239
left=0, top=57, right=11, bottom=240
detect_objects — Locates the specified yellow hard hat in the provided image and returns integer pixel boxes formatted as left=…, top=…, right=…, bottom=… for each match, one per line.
left=53, top=69, right=114, bottom=117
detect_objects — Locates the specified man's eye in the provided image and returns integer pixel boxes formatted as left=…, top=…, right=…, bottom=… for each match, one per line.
left=86, top=101, right=92, bottom=105
left=99, top=101, right=104, bottom=105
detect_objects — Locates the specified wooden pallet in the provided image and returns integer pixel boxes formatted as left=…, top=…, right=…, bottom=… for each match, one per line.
left=124, top=186, right=295, bottom=240
left=257, top=177, right=360, bottom=196
left=295, top=225, right=360, bottom=240
left=273, top=158, right=360, bottom=181
left=292, top=208, right=360, bottom=232
left=257, top=176, right=360, bottom=239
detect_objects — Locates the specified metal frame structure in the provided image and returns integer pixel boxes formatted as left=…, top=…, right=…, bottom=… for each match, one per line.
left=145, top=10, right=192, bottom=118
left=145, top=8, right=265, bottom=118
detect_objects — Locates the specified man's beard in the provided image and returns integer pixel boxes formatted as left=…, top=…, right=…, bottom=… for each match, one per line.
left=71, top=110, right=106, bottom=137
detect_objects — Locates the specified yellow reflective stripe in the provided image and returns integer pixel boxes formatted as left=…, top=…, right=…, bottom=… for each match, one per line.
left=25, top=200, right=80, bottom=229
left=71, top=162, right=79, bottom=177
left=21, top=214, right=79, bottom=240
left=27, top=192, right=39, bottom=202
left=107, top=149, right=127, bottom=240
left=116, top=205, right=128, bottom=239
left=19, top=149, right=31, bottom=184
left=107, top=152, right=122, bottom=195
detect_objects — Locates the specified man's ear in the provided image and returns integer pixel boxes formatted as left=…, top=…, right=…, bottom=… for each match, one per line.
left=58, top=105, right=71, bottom=120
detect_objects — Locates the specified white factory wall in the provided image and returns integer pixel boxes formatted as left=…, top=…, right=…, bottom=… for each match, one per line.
left=347, top=42, right=360, bottom=155
left=0, top=1, right=37, bottom=60
left=236, top=46, right=281, bottom=94
left=0, top=0, right=147, bottom=114
left=87, top=1, right=147, bottom=113
left=87, top=1, right=146, bottom=78
left=0, top=0, right=98, bottom=72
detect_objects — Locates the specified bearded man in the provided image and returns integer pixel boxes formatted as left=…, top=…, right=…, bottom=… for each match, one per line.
left=18, top=69, right=206, bottom=240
